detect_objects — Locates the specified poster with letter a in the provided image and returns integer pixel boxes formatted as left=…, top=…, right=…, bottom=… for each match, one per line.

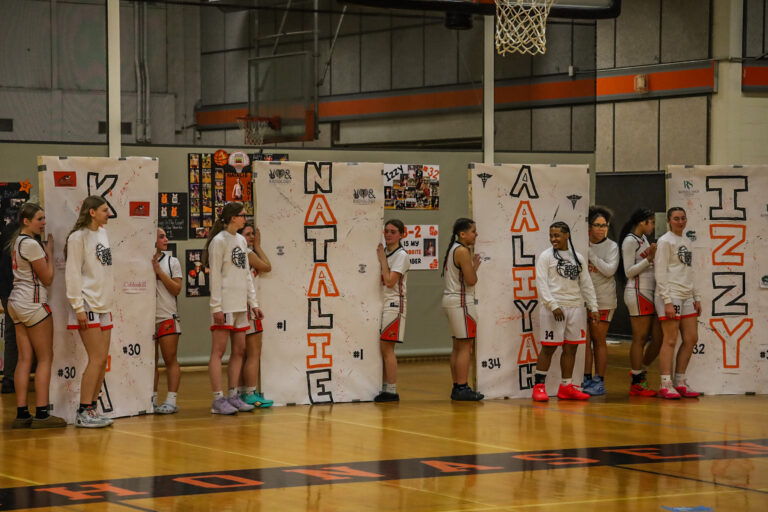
left=254, top=161, right=384, bottom=405
left=39, top=156, right=158, bottom=423
left=668, top=165, right=768, bottom=394
left=471, top=163, right=589, bottom=399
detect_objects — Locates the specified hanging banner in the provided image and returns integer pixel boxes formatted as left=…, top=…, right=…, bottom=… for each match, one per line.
left=471, top=163, right=590, bottom=399
left=158, top=192, right=188, bottom=240
left=38, top=156, right=158, bottom=423
left=185, top=249, right=209, bottom=297
left=383, top=164, right=439, bottom=210
left=400, top=224, right=439, bottom=270
left=667, top=165, right=768, bottom=394
left=255, top=161, right=384, bottom=405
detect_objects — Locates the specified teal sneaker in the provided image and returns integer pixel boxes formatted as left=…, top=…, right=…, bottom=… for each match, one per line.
left=253, top=391, right=273, bottom=408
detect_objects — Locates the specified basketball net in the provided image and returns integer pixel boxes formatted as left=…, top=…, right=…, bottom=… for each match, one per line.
left=495, top=0, right=555, bottom=56
left=237, top=117, right=271, bottom=146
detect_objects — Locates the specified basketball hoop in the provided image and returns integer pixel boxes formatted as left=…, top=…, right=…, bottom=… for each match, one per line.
left=237, top=116, right=281, bottom=146
left=495, top=0, right=556, bottom=56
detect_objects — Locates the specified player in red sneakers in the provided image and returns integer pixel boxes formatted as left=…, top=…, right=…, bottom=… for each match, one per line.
left=654, top=207, right=701, bottom=399
left=618, top=208, right=662, bottom=397
left=532, top=222, right=600, bottom=402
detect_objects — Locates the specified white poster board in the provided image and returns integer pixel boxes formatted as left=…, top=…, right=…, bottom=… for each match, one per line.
left=255, top=161, right=384, bottom=404
left=668, top=165, right=768, bottom=394
left=401, top=224, right=439, bottom=270
left=471, top=163, right=590, bottom=399
left=39, top=156, right=158, bottom=422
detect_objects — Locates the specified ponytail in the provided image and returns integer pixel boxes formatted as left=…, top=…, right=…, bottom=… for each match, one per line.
left=202, top=202, right=244, bottom=267
left=441, top=217, right=475, bottom=276
left=617, top=207, right=654, bottom=286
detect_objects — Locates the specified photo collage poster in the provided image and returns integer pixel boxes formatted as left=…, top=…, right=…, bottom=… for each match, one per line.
left=185, top=249, right=209, bottom=297
left=382, top=164, right=439, bottom=210
left=188, top=150, right=289, bottom=239
left=158, top=192, right=188, bottom=240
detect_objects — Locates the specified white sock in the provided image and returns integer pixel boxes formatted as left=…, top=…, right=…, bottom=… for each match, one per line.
left=165, top=392, right=177, bottom=406
left=561, top=378, right=572, bottom=386
left=630, top=369, right=643, bottom=375
left=152, top=392, right=158, bottom=407
left=384, top=383, right=397, bottom=394
left=213, top=391, right=224, bottom=399
left=674, top=373, right=686, bottom=387
left=237, top=386, right=247, bottom=394
left=245, top=386, right=257, bottom=394
left=661, top=375, right=673, bottom=387
left=228, top=388, right=238, bottom=398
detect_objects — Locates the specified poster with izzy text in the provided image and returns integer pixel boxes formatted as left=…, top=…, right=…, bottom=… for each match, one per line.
left=667, top=165, right=768, bottom=394
left=471, top=163, right=590, bottom=399
left=39, top=156, right=158, bottom=423
left=255, top=161, right=384, bottom=405
left=383, top=164, right=439, bottom=210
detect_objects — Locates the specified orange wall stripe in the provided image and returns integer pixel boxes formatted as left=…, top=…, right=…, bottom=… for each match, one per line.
left=742, top=65, right=768, bottom=87
left=598, top=63, right=715, bottom=96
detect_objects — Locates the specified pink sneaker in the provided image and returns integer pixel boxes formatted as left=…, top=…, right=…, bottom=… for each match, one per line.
left=557, top=383, right=589, bottom=400
left=657, top=387, right=681, bottom=400
left=532, top=383, right=549, bottom=402
left=675, top=385, right=700, bottom=398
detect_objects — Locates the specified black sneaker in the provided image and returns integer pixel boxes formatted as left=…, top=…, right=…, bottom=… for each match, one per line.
left=374, top=391, right=400, bottom=402
left=450, top=386, right=484, bottom=401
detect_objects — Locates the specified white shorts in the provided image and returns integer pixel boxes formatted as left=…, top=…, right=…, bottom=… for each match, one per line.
left=210, top=311, right=249, bottom=332
left=537, top=306, right=586, bottom=346
left=655, top=295, right=696, bottom=321
left=67, top=304, right=113, bottom=331
left=624, top=287, right=656, bottom=317
left=245, top=307, right=264, bottom=336
left=380, top=307, right=406, bottom=343
left=6, top=300, right=51, bottom=328
left=155, top=316, right=182, bottom=339
left=442, top=294, right=477, bottom=340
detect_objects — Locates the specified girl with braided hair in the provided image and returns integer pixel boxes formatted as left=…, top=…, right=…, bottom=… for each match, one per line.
left=203, top=202, right=261, bottom=415
left=532, top=221, right=599, bottom=402
left=441, top=218, right=483, bottom=401
left=581, top=206, right=619, bottom=396
left=619, top=208, right=662, bottom=396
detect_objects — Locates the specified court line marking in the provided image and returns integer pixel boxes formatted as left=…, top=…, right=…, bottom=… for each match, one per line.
left=503, top=489, right=742, bottom=510
left=114, top=430, right=295, bottom=467
left=325, top=417, right=523, bottom=452
left=0, top=473, right=42, bottom=486
left=615, top=464, right=768, bottom=495
left=112, top=501, right=158, bottom=512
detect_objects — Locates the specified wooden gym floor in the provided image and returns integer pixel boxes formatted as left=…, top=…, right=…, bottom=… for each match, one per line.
left=1, top=342, right=767, bottom=511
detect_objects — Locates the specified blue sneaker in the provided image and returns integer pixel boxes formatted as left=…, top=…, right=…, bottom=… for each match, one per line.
left=241, top=391, right=273, bottom=408
left=583, top=376, right=606, bottom=396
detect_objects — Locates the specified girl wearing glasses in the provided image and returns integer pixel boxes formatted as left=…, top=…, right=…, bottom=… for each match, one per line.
left=203, top=202, right=261, bottom=415
left=582, top=206, right=619, bottom=396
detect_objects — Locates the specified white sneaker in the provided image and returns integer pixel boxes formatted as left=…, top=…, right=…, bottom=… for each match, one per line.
left=75, top=409, right=111, bottom=428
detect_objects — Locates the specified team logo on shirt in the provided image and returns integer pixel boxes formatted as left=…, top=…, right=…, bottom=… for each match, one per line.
left=556, top=260, right=580, bottom=280
left=231, top=247, right=247, bottom=269
left=95, top=243, right=112, bottom=266
left=677, top=246, right=692, bottom=266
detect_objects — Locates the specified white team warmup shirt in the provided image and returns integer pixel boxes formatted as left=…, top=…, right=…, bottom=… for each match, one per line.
left=208, top=230, right=258, bottom=314
left=156, top=253, right=182, bottom=322
left=622, top=233, right=655, bottom=291
left=382, top=245, right=409, bottom=309
left=654, top=231, right=699, bottom=303
left=443, top=242, right=475, bottom=300
left=588, top=237, right=619, bottom=310
left=65, top=227, right=114, bottom=314
left=9, top=235, right=48, bottom=305
left=536, top=247, right=598, bottom=312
